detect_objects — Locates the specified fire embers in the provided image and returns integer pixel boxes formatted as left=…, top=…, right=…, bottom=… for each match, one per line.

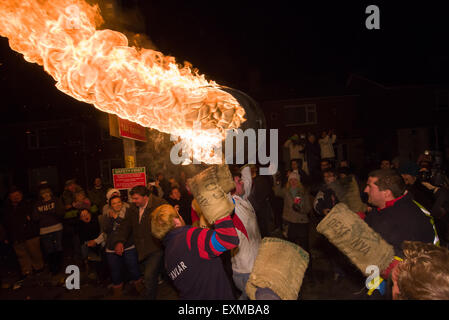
left=0, top=0, right=246, bottom=159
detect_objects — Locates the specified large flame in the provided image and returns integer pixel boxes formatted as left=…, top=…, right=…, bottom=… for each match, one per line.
left=0, top=0, right=246, bottom=163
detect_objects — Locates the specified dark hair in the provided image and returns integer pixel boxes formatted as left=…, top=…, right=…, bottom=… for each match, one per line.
left=229, top=165, right=242, bottom=179
left=130, top=185, right=150, bottom=197
left=8, top=186, right=22, bottom=195
left=368, top=169, right=406, bottom=198
left=78, top=208, right=92, bottom=219
left=322, top=169, right=337, bottom=177
left=108, top=195, right=121, bottom=206
left=169, top=187, right=180, bottom=195
left=320, top=159, right=330, bottom=164
left=337, top=167, right=351, bottom=176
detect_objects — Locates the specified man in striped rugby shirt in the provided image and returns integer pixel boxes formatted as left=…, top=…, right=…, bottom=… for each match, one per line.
left=151, top=204, right=239, bottom=300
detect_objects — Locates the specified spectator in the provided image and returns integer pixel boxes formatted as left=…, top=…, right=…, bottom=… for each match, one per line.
left=284, top=134, right=305, bottom=169
left=156, top=172, right=171, bottom=197
left=312, top=169, right=348, bottom=282
left=309, top=159, right=333, bottom=197
left=320, top=159, right=332, bottom=172
left=334, top=167, right=367, bottom=214
left=32, top=184, right=65, bottom=275
left=3, top=187, right=44, bottom=278
left=313, top=169, right=339, bottom=218
left=399, top=161, right=434, bottom=212
left=274, top=172, right=312, bottom=252
left=102, top=188, right=129, bottom=217
left=380, top=159, right=392, bottom=170
left=151, top=204, right=239, bottom=299
left=73, top=190, right=99, bottom=215
left=78, top=208, right=105, bottom=281
left=305, top=133, right=321, bottom=181
left=248, top=165, right=275, bottom=238
left=61, top=179, right=83, bottom=262
left=229, top=167, right=261, bottom=300
left=113, top=185, right=167, bottom=299
left=168, top=177, right=180, bottom=189
left=103, top=195, right=142, bottom=298
left=392, top=241, right=449, bottom=300
left=318, top=129, right=337, bottom=164
left=420, top=180, right=449, bottom=246
left=147, top=180, right=164, bottom=198
left=339, top=160, right=350, bottom=169
left=391, top=157, right=401, bottom=170
left=166, top=187, right=191, bottom=226
left=88, top=177, right=108, bottom=210
left=62, top=179, right=83, bottom=215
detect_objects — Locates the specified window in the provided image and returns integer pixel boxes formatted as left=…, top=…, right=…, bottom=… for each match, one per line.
left=282, top=104, right=317, bottom=126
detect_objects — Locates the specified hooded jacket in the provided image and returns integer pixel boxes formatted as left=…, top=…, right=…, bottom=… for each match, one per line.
left=3, top=199, right=38, bottom=242
left=32, top=197, right=65, bottom=235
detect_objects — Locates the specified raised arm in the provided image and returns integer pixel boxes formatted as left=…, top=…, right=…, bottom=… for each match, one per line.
left=185, top=215, right=239, bottom=260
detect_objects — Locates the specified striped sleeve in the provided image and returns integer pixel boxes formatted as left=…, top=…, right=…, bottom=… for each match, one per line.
left=186, top=216, right=239, bottom=260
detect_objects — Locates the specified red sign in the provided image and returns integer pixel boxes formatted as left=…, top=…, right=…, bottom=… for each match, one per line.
left=118, top=118, right=147, bottom=142
left=113, top=167, right=146, bottom=190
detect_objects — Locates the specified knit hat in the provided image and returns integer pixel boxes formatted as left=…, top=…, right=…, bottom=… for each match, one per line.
left=38, top=180, right=50, bottom=191
left=106, top=188, right=120, bottom=201
left=65, top=179, right=76, bottom=186
left=398, top=161, right=420, bottom=177
left=288, top=171, right=300, bottom=182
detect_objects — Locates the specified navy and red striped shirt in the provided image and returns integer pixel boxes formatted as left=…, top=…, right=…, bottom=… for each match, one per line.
left=162, top=215, right=239, bottom=300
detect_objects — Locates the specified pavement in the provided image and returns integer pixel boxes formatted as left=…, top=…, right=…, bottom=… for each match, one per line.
left=0, top=226, right=371, bottom=300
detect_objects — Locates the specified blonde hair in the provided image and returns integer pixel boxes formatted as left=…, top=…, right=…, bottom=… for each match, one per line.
left=151, top=204, right=180, bottom=240
left=396, top=241, right=449, bottom=300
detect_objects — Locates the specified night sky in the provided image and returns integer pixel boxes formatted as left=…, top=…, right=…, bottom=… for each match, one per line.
left=1, top=1, right=449, bottom=122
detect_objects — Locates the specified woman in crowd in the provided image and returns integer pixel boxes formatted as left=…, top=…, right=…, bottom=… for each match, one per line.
left=103, top=195, right=142, bottom=298
left=274, top=171, right=312, bottom=252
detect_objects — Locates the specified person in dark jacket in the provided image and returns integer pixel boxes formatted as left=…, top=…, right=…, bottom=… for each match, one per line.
left=399, top=161, right=435, bottom=212
left=420, top=181, right=449, bottom=246
left=305, top=133, right=322, bottom=182
left=165, top=187, right=191, bottom=225
left=358, top=169, right=438, bottom=300
left=363, top=169, right=437, bottom=257
left=156, top=173, right=171, bottom=198
left=248, top=166, right=275, bottom=238
left=3, top=187, right=43, bottom=277
left=103, top=195, right=142, bottom=298
left=113, top=185, right=167, bottom=299
left=78, top=208, right=105, bottom=281
left=32, top=185, right=65, bottom=275
left=62, top=179, right=83, bottom=262
left=151, top=204, right=239, bottom=300
left=87, top=177, right=108, bottom=210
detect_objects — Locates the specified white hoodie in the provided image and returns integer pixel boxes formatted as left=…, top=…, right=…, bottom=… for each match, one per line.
left=229, top=193, right=262, bottom=275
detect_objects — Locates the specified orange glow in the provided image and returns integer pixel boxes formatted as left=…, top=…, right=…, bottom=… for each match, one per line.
left=0, top=0, right=246, bottom=163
